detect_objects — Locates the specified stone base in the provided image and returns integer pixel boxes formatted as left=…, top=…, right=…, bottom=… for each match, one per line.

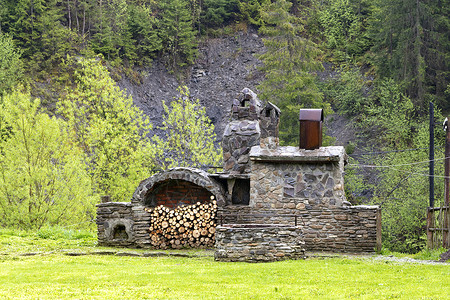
left=214, top=224, right=305, bottom=262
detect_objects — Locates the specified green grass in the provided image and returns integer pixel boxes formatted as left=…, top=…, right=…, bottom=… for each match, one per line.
left=0, top=228, right=449, bottom=299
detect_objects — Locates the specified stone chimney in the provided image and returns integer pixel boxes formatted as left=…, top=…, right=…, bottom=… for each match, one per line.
left=259, top=102, right=281, bottom=149
left=222, top=88, right=262, bottom=174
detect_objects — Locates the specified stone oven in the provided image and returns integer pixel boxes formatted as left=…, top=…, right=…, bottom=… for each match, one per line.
left=96, top=88, right=381, bottom=258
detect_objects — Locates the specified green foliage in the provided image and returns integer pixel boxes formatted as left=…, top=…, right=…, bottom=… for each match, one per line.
left=257, top=0, right=329, bottom=145
left=318, top=0, right=372, bottom=62
left=371, top=125, right=443, bottom=253
left=353, top=79, right=446, bottom=253
left=127, top=4, right=162, bottom=65
left=159, top=0, right=198, bottom=70
left=0, top=89, right=96, bottom=230
left=238, top=0, right=270, bottom=26
left=0, top=33, right=23, bottom=95
left=333, top=74, right=446, bottom=253
left=323, top=68, right=367, bottom=117
left=202, top=0, right=239, bottom=28
left=368, top=0, right=449, bottom=108
left=153, top=86, right=222, bottom=170
left=365, top=79, right=417, bottom=148
left=5, top=0, right=81, bottom=75
left=58, top=57, right=156, bottom=201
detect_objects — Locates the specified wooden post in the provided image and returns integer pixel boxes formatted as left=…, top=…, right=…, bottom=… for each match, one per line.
left=444, top=118, right=450, bottom=247
left=376, top=207, right=382, bottom=252
left=446, top=206, right=450, bottom=248
left=427, top=207, right=435, bottom=249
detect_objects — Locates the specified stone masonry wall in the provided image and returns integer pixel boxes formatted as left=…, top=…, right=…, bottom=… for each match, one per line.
left=222, top=120, right=260, bottom=174
left=217, top=206, right=380, bottom=253
left=214, top=224, right=305, bottom=262
left=249, top=146, right=348, bottom=209
left=131, top=204, right=153, bottom=248
left=96, top=202, right=134, bottom=247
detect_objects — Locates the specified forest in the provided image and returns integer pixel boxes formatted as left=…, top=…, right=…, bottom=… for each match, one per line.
left=0, top=0, right=449, bottom=253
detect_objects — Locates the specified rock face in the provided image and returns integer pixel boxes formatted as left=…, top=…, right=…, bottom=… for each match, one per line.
left=118, top=28, right=265, bottom=141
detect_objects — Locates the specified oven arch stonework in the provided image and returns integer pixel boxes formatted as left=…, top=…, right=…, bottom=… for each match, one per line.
left=131, top=167, right=226, bottom=207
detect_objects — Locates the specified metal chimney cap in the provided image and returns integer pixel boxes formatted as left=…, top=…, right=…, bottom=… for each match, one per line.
left=299, top=109, right=323, bottom=122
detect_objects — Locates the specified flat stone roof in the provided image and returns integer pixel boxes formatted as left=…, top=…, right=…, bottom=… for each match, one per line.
left=249, top=146, right=347, bottom=163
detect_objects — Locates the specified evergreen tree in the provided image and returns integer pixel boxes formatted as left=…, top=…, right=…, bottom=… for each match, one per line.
left=110, top=0, right=136, bottom=63
left=188, top=0, right=202, bottom=33
left=128, top=3, right=162, bottom=65
left=318, top=0, right=371, bottom=62
left=238, top=0, right=270, bottom=26
left=427, top=0, right=450, bottom=109
left=37, top=0, right=81, bottom=72
left=0, top=0, right=10, bottom=33
left=159, top=0, right=197, bottom=69
left=370, top=0, right=449, bottom=109
left=6, top=0, right=81, bottom=74
left=9, top=0, right=47, bottom=59
left=90, top=0, right=118, bottom=60
left=257, top=0, right=328, bottom=145
left=202, top=0, right=238, bottom=28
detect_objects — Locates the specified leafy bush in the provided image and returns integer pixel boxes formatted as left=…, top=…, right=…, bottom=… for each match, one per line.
left=153, top=86, right=222, bottom=170
left=324, top=68, right=368, bottom=117
left=0, top=33, right=23, bottom=95
left=358, top=80, right=445, bottom=253
left=0, top=89, right=97, bottom=230
left=58, top=57, right=157, bottom=202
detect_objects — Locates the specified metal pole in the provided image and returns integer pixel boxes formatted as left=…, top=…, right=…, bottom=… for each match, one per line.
left=444, top=118, right=450, bottom=247
left=430, top=102, right=435, bottom=207
left=445, top=118, right=450, bottom=207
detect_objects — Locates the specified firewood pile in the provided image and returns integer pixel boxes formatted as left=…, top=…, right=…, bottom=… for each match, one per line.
left=145, top=200, right=217, bottom=249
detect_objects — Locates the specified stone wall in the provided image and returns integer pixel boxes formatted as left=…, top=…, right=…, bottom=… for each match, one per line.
left=214, top=224, right=305, bottom=262
left=217, top=206, right=381, bottom=253
left=212, top=145, right=382, bottom=253
left=222, top=120, right=260, bottom=174
left=222, top=88, right=262, bottom=174
left=132, top=167, right=226, bottom=207
left=96, top=202, right=134, bottom=247
left=249, top=146, right=348, bottom=209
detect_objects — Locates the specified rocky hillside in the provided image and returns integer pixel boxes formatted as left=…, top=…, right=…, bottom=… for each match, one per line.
left=119, top=28, right=265, bottom=141
left=119, top=27, right=351, bottom=147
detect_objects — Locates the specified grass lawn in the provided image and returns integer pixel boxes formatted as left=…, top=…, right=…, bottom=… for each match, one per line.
left=0, top=228, right=449, bottom=299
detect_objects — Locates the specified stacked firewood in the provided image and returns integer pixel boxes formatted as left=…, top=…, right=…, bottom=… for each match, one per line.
left=145, top=200, right=217, bottom=249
